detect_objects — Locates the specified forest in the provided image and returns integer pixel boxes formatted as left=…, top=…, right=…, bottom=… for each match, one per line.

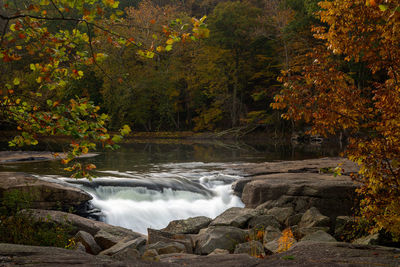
left=1, top=0, right=400, bottom=245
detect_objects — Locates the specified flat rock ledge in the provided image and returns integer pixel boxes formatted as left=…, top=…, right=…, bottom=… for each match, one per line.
left=231, top=157, right=359, bottom=218
left=0, top=172, right=91, bottom=211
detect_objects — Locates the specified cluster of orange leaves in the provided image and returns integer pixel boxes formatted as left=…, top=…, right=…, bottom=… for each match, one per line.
left=273, top=0, right=400, bottom=238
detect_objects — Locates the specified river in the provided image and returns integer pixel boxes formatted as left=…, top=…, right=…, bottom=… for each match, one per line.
left=0, top=140, right=341, bottom=234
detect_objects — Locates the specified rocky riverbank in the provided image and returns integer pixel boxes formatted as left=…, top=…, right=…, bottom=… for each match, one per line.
left=1, top=158, right=400, bottom=266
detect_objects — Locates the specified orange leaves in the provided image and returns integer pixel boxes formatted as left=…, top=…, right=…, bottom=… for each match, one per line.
left=277, top=228, right=295, bottom=252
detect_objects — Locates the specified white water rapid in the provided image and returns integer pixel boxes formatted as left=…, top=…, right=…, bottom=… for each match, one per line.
left=61, top=162, right=245, bottom=234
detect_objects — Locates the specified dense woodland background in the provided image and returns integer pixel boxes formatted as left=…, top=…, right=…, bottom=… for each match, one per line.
left=1, top=0, right=322, bottom=135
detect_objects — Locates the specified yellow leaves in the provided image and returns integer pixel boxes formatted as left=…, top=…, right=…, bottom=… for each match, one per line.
left=277, top=228, right=295, bottom=252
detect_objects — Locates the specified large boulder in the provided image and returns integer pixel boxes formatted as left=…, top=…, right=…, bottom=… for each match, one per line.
left=99, top=236, right=146, bottom=257
left=233, top=158, right=359, bottom=218
left=209, top=207, right=258, bottom=228
left=162, top=216, right=212, bottom=234
left=265, top=207, right=294, bottom=225
left=146, top=241, right=186, bottom=255
left=0, top=172, right=91, bottom=211
left=194, top=226, right=247, bottom=255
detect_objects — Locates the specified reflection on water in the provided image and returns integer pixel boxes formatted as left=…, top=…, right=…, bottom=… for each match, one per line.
left=0, top=140, right=342, bottom=234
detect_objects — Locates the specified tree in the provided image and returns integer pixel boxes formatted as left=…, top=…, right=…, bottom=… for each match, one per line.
left=273, top=0, right=400, bottom=238
left=0, top=0, right=206, bottom=177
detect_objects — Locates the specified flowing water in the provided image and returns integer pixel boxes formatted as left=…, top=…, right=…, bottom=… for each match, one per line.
left=0, top=140, right=341, bottom=234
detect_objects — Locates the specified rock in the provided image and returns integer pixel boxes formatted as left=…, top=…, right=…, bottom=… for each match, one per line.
left=74, top=242, right=86, bottom=252
left=265, top=241, right=400, bottom=267
left=111, top=247, right=140, bottom=261
left=0, top=243, right=122, bottom=266
left=299, top=207, right=331, bottom=228
left=0, top=172, right=91, bottom=211
left=236, top=170, right=358, bottom=218
left=194, top=226, right=247, bottom=255
left=209, top=207, right=258, bottom=228
left=334, top=216, right=354, bottom=240
left=266, top=207, right=294, bottom=225
left=264, top=239, right=280, bottom=254
left=247, top=215, right=280, bottom=230
left=300, top=230, right=336, bottom=242
left=94, top=229, right=125, bottom=250
left=263, top=226, right=282, bottom=243
left=294, top=227, right=330, bottom=239
left=161, top=253, right=261, bottom=266
left=75, top=230, right=101, bottom=255
left=142, top=249, right=159, bottom=261
left=209, top=248, right=230, bottom=255
left=286, top=213, right=303, bottom=227
left=162, top=216, right=212, bottom=234
left=100, top=236, right=146, bottom=256
left=234, top=241, right=265, bottom=257
left=147, top=228, right=193, bottom=253
left=147, top=241, right=186, bottom=255
left=353, top=233, right=380, bottom=245
left=27, top=209, right=143, bottom=241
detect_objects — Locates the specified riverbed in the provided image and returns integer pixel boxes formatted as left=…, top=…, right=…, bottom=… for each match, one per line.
left=0, top=141, right=341, bottom=234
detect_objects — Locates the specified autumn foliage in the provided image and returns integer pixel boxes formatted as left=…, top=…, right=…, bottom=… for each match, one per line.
left=273, top=0, right=400, bottom=238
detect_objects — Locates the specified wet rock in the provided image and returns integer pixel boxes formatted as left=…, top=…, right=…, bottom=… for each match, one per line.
left=209, top=207, right=258, bottom=228
left=162, top=216, right=212, bottom=234
left=234, top=240, right=265, bottom=257
left=248, top=215, right=280, bottom=230
left=300, top=230, right=336, bottom=242
left=147, top=241, right=186, bottom=255
left=194, top=226, right=247, bottom=255
left=299, top=207, right=331, bottom=228
left=75, top=230, right=101, bottom=255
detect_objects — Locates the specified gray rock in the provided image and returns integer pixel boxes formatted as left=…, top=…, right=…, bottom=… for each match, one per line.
left=266, top=207, right=294, bottom=224
left=300, top=230, right=336, bottom=242
left=286, top=213, right=303, bottom=227
left=210, top=207, right=258, bottom=228
left=111, top=247, right=140, bottom=261
left=74, top=242, right=86, bottom=252
left=162, top=216, right=212, bottom=234
left=194, top=226, right=247, bottom=255
left=161, top=253, right=261, bottom=266
left=75, top=230, right=101, bottom=255
left=147, top=228, right=193, bottom=253
left=100, top=236, right=146, bottom=256
left=94, top=229, right=124, bottom=250
left=0, top=172, right=91, bottom=211
left=235, top=159, right=359, bottom=218
left=353, top=233, right=380, bottom=245
left=234, top=240, right=265, bottom=257
left=248, top=215, right=280, bottom=230
left=147, top=241, right=186, bottom=255
left=295, top=226, right=330, bottom=239
left=209, top=248, right=230, bottom=255
left=264, top=239, right=279, bottom=254
left=142, top=248, right=158, bottom=261
left=299, top=207, right=331, bottom=228
left=263, top=226, right=282, bottom=243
